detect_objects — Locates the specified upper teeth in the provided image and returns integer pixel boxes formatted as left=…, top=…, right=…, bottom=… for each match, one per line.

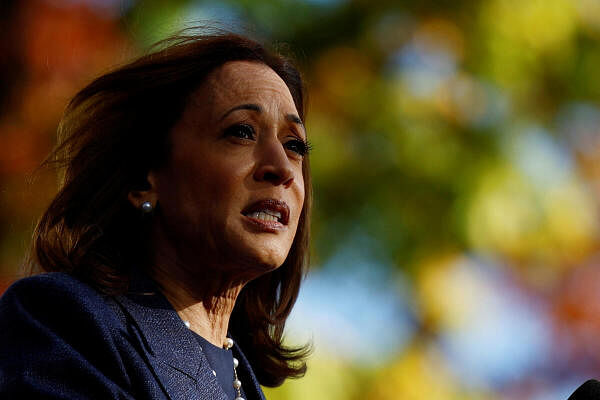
left=247, top=210, right=281, bottom=222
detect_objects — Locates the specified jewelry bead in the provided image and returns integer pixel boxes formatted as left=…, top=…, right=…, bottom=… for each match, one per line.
left=212, top=370, right=217, bottom=376
left=226, top=336, right=242, bottom=399
left=141, top=201, right=153, bottom=213
left=183, top=321, right=190, bottom=329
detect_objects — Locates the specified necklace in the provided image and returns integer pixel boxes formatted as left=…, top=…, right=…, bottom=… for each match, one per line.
left=183, top=321, right=244, bottom=400
left=223, top=337, right=244, bottom=400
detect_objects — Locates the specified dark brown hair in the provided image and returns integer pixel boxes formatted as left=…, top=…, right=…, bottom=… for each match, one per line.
left=28, top=29, right=311, bottom=387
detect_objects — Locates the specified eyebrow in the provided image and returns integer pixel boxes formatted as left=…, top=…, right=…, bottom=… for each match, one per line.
left=220, top=103, right=262, bottom=121
left=286, top=114, right=304, bottom=127
left=219, top=103, right=305, bottom=129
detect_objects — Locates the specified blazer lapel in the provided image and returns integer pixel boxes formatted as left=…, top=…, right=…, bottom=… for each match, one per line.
left=114, top=272, right=228, bottom=400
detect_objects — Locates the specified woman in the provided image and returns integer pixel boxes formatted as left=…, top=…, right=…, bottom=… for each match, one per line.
left=0, top=30, right=311, bottom=400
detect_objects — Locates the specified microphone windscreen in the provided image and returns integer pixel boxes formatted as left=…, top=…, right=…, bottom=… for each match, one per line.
left=569, top=380, right=600, bottom=400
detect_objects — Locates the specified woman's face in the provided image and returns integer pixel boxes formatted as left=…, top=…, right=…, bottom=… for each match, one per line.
left=149, top=61, right=306, bottom=277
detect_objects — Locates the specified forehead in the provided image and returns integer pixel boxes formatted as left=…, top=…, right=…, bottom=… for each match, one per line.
left=197, top=61, right=297, bottom=112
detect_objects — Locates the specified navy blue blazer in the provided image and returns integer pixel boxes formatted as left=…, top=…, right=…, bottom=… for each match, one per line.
left=568, top=380, right=600, bottom=399
left=0, top=272, right=266, bottom=400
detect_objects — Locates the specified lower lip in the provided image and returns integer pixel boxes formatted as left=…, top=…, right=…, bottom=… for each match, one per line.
left=242, top=215, right=286, bottom=232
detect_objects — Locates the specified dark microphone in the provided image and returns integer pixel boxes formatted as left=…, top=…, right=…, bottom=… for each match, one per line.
left=569, top=380, right=600, bottom=399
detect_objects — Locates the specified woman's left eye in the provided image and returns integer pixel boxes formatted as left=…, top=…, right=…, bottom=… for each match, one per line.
left=284, top=138, right=311, bottom=157
left=224, top=124, right=256, bottom=140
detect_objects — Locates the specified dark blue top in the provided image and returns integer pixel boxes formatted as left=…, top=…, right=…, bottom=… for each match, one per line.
left=191, top=332, right=246, bottom=399
left=0, top=271, right=266, bottom=400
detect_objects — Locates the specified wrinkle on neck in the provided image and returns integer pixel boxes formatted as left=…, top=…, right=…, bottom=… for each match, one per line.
left=148, top=232, right=252, bottom=347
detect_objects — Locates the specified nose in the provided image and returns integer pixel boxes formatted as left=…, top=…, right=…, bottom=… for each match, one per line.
left=253, top=139, right=294, bottom=187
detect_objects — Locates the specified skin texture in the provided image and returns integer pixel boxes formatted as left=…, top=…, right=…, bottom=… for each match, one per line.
left=128, top=61, right=306, bottom=346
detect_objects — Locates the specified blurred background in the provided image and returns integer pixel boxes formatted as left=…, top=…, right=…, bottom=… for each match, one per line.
left=1, top=0, right=600, bottom=398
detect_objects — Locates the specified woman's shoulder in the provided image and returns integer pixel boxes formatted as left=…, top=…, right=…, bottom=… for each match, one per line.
left=1, top=272, right=110, bottom=314
left=0, top=272, right=125, bottom=341
left=0, top=273, right=145, bottom=398
left=4, top=271, right=93, bottom=292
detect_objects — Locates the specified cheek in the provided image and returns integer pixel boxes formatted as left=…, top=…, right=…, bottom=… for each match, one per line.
left=199, top=162, right=250, bottom=224
left=156, top=160, right=227, bottom=220
left=211, top=163, right=248, bottom=197
left=188, top=155, right=242, bottom=193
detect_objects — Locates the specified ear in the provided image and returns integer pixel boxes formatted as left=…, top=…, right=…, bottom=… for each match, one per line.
left=127, top=171, right=159, bottom=210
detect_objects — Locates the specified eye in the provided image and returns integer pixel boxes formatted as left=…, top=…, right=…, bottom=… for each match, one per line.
left=284, top=138, right=312, bottom=157
left=224, top=124, right=256, bottom=140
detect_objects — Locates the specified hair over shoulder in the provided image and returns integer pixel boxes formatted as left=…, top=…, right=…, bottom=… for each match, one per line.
left=27, top=28, right=312, bottom=387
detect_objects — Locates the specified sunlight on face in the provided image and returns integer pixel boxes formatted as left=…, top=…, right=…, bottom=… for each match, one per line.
left=151, top=61, right=306, bottom=278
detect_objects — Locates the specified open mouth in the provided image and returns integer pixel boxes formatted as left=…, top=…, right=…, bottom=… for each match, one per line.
left=245, top=210, right=282, bottom=222
left=242, top=199, right=290, bottom=226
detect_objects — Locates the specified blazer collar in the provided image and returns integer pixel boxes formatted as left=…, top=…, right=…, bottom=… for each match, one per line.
left=114, top=270, right=229, bottom=400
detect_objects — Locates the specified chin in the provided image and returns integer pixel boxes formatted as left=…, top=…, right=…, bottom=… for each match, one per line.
left=252, top=250, right=288, bottom=271
left=223, top=222, right=294, bottom=277
left=234, top=243, right=289, bottom=277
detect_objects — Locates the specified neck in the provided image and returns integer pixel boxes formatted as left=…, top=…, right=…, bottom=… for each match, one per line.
left=150, top=253, right=247, bottom=348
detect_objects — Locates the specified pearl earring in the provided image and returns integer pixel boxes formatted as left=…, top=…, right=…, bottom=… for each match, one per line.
left=141, top=201, right=153, bottom=213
